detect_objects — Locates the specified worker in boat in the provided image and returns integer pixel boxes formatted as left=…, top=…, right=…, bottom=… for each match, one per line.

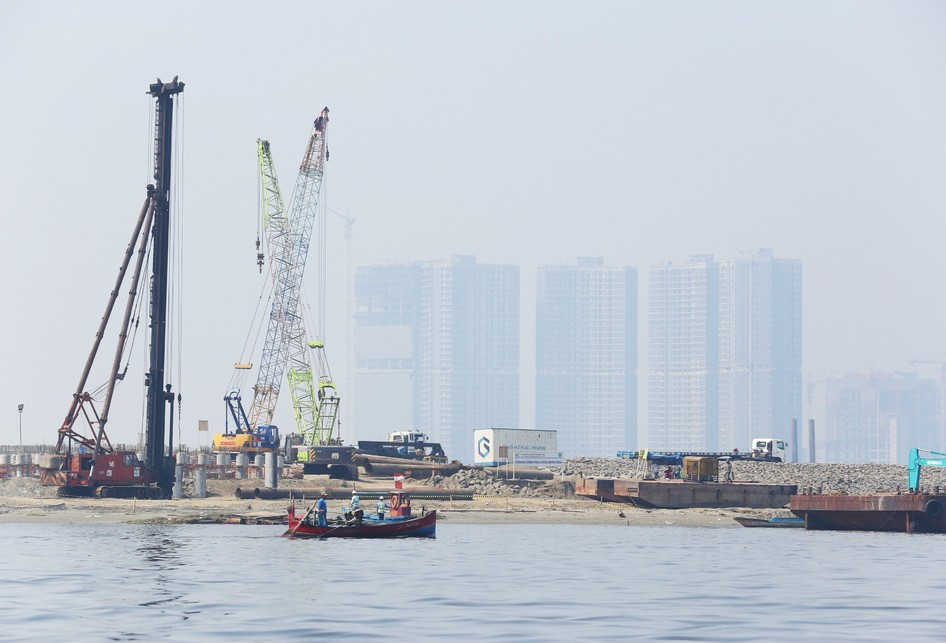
left=341, top=504, right=354, bottom=524
left=350, top=490, right=364, bottom=523
left=377, top=495, right=388, bottom=520
left=316, top=492, right=328, bottom=527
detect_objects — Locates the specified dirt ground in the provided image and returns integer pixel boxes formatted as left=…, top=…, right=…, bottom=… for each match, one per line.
left=0, top=475, right=787, bottom=528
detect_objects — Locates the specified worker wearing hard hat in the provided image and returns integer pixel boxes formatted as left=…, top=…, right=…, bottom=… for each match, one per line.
left=377, top=495, right=388, bottom=521
left=350, top=490, right=364, bottom=523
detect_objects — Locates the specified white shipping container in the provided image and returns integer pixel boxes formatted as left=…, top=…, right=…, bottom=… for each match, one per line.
left=473, top=428, right=558, bottom=467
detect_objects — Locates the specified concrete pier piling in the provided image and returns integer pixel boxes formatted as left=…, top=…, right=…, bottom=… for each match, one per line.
left=264, top=452, right=277, bottom=489
left=235, top=453, right=249, bottom=479
left=195, top=453, right=210, bottom=498
left=216, top=453, right=228, bottom=479
left=173, top=453, right=189, bottom=499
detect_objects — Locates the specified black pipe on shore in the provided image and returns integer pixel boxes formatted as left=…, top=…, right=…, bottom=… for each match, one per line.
left=233, top=486, right=474, bottom=501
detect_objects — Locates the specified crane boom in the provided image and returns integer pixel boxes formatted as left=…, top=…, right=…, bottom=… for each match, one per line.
left=240, top=139, right=292, bottom=430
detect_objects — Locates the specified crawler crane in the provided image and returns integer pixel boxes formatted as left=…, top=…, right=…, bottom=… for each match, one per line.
left=218, top=109, right=352, bottom=475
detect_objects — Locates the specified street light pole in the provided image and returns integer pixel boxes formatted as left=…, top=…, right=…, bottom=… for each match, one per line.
left=17, top=404, right=23, bottom=448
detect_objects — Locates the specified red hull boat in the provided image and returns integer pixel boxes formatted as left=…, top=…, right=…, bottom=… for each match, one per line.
left=283, top=489, right=436, bottom=539
left=284, top=508, right=437, bottom=539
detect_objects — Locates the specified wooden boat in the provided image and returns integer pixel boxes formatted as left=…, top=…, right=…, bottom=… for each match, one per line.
left=283, top=489, right=436, bottom=539
left=734, top=516, right=804, bottom=528
left=284, top=509, right=436, bottom=539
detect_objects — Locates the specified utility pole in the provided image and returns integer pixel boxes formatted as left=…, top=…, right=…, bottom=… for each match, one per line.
left=17, top=404, right=23, bottom=447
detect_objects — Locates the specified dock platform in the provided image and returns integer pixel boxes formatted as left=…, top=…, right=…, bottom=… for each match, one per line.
left=575, top=478, right=796, bottom=509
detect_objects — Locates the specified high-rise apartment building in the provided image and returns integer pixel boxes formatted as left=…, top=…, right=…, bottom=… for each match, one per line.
left=649, top=249, right=802, bottom=451
left=648, top=255, right=719, bottom=450
left=354, top=256, right=519, bottom=461
left=536, top=258, right=637, bottom=457
left=823, top=373, right=940, bottom=464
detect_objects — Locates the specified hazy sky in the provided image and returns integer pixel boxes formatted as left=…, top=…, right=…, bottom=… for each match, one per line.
left=2, top=1, right=945, bottom=447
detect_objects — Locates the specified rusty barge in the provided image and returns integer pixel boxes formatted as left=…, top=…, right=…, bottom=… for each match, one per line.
left=575, top=478, right=797, bottom=509
left=789, top=448, right=946, bottom=533
left=790, top=492, right=946, bottom=533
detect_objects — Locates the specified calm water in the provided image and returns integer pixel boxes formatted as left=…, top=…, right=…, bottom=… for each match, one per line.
left=1, top=521, right=944, bottom=641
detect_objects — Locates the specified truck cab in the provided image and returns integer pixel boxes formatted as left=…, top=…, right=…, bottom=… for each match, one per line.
left=751, top=438, right=788, bottom=462
left=387, top=431, right=429, bottom=445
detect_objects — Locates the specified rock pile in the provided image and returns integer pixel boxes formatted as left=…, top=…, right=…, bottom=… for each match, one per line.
left=0, top=477, right=60, bottom=499
left=424, top=469, right=553, bottom=497
left=555, top=458, right=946, bottom=496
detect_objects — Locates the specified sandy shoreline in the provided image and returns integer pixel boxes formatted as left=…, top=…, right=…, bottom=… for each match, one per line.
left=0, top=493, right=783, bottom=528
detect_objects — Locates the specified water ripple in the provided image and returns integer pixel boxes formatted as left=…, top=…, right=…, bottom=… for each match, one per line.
left=1, top=522, right=945, bottom=640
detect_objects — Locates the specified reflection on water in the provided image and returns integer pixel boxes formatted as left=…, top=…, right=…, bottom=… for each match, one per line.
left=1, top=523, right=945, bottom=640
left=134, top=525, right=186, bottom=610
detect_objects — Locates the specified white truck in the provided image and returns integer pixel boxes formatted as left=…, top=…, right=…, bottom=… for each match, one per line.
left=617, top=437, right=790, bottom=462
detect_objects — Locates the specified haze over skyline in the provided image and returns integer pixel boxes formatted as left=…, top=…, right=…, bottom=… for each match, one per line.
left=2, top=1, right=945, bottom=448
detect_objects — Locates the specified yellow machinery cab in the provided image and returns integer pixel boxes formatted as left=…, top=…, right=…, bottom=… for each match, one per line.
left=683, top=456, right=719, bottom=482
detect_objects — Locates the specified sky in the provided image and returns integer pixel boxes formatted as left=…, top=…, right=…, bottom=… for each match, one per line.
left=1, top=1, right=945, bottom=448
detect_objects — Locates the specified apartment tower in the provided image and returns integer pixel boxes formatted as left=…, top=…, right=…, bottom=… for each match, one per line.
left=354, top=256, right=519, bottom=461
left=649, top=249, right=802, bottom=452
left=536, top=258, right=638, bottom=457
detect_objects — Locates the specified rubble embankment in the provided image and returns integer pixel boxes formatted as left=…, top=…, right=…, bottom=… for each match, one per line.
left=3, top=458, right=944, bottom=503
left=558, top=457, right=946, bottom=496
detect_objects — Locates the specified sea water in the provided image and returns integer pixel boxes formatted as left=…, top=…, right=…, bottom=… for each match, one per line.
left=0, top=522, right=944, bottom=641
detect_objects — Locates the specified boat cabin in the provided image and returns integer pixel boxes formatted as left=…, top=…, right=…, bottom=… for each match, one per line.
left=389, top=490, right=412, bottom=518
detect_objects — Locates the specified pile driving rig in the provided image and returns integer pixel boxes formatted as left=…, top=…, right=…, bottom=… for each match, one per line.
left=38, top=78, right=184, bottom=498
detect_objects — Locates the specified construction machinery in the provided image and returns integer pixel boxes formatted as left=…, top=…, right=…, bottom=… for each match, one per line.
left=217, top=110, right=353, bottom=476
left=908, top=447, right=946, bottom=493
left=616, top=438, right=789, bottom=464
left=214, top=388, right=281, bottom=455
left=357, top=430, right=448, bottom=463
left=38, top=78, right=184, bottom=498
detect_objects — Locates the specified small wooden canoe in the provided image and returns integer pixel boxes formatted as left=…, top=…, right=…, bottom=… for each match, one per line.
left=735, top=516, right=804, bottom=528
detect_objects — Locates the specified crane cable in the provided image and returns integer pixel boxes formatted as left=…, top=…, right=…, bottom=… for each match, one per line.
left=139, top=95, right=156, bottom=449
left=229, top=137, right=279, bottom=395
left=228, top=247, right=276, bottom=393
left=318, top=179, right=327, bottom=339
left=298, top=164, right=329, bottom=345
left=172, top=92, right=185, bottom=449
